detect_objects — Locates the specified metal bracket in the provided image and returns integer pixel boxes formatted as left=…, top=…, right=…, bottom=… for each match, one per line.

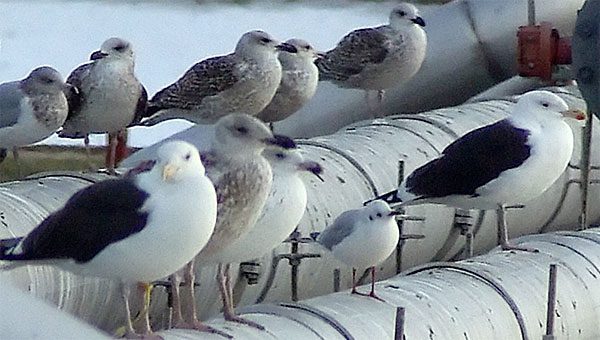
left=453, top=208, right=474, bottom=259
left=239, top=261, right=262, bottom=285
left=255, top=230, right=321, bottom=303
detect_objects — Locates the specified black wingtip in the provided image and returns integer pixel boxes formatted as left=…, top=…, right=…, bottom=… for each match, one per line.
left=0, top=237, right=23, bottom=260
left=269, top=135, right=297, bottom=149
left=363, top=190, right=402, bottom=206
left=309, top=232, right=320, bottom=241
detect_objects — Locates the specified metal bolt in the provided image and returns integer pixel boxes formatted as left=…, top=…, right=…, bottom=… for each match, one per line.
left=239, top=261, right=262, bottom=285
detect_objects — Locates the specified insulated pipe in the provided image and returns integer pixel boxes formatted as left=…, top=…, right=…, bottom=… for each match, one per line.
left=1, top=86, right=599, bottom=334
left=156, top=228, right=600, bottom=340
left=271, top=0, right=584, bottom=138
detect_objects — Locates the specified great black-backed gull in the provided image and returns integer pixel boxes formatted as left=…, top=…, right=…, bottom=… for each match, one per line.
left=368, top=90, right=585, bottom=251
left=0, top=140, right=217, bottom=337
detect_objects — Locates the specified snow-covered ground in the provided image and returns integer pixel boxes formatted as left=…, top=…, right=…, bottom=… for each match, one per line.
left=0, top=1, right=398, bottom=147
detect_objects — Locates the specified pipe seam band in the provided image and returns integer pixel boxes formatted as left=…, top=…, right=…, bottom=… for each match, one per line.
left=403, top=262, right=529, bottom=340
left=240, top=304, right=326, bottom=339
left=298, top=140, right=379, bottom=197
left=278, top=302, right=355, bottom=340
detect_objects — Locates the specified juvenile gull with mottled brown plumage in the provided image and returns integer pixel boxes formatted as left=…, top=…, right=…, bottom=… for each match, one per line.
left=59, top=37, right=147, bottom=174
left=167, top=114, right=295, bottom=336
left=143, top=30, right=297, bottom=126
left=315, top=2, right=427, bottom=116
left=0, top=66, right=70, bottom=174
left=257, top=38, right=320, bottom=124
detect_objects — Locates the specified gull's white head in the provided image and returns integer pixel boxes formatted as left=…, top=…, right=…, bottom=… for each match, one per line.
left=390, top=3, right=426, bottom=29
left=363, top=200, right=402, bottom=225
left=156, top=140, right=205, bottom=183
left=21, top=66, right=70, bottom=95
left=263, top=147, right=323, bottom=179
left=93, top=37, right=134, bottom=62
left=278, top=38, right=321, bottom=67
left=515, top=90, right=586, bottom=121
left=213, top=113, right=295, bottom=156
left=235, top=30, right=297, bottom=58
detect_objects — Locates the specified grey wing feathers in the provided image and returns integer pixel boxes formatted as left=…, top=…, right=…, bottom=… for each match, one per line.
left=315, top=27, right=390, bottom=82
left=148, top=54, right=239, bottom=111
left=64, top=62, right=93, bottom=121
left=0, top=82, right=24, bottom=128
left=318, top=210, right=358, bottom=250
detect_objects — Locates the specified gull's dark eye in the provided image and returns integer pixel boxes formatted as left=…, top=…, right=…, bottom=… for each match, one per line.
left=114, top=44, right=126, bottom=52
left=304, top=45, right=311, bottom=50
left=541, top=102, right=549, bottom=108
left=376, top=212, right=382, bottom=218
left=275, top=152, right=286, bottom=159
left=184, top=153, right=191, bottom=161
left=368, top=215, right=373, bottom=221
left=42, top=77, right=54, bottom=84
left=236, top=126, right=249, bottom=134
left=396, top=10, right=406, bottom=16
left=260, top=37, right=271, bottom=44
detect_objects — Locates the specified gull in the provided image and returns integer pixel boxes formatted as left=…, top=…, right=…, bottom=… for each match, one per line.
left=143, top=30, right=297, bottom=125
left=169, top=114, right=295, bottom=334
left=256, top=38, right=320, bottom=125
left=0, top=66, right=69, bottom=177
left=0, top=140, right=217, bottom=338
left=368, top=91, right=586, bottom=251
left=315, top=3, right=427, bottom=117
left=315, top=200, right=401, bottom=301
left=213, top=146, right=323, bottom=265
left=59, top=37, right=148, bottom=174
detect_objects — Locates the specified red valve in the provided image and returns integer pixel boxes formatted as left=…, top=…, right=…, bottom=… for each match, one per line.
left=517, top=21, right=572, bottom=81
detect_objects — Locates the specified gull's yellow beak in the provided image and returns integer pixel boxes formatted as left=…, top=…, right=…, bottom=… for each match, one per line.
left=162, top=163, right=179, bottom=182
left=561, top=109, right=587, bottom=121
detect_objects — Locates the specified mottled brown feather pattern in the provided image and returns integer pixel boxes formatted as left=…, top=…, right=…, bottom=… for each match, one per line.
left=198, top=157, right=272, bottom=259
left=150, top=54, right=239, bottom=111
left=315, top=26, right=391, bottom=82
left=64, top=63, right=93, bottom=121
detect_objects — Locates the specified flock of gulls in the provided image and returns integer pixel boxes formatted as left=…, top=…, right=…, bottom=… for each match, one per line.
left=0, top=1, right=588, bottom=338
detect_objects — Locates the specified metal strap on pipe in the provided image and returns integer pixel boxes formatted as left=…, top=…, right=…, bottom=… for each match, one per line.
left=297, top=140, right=380, bottom=197
left=403, top=262, right=529, bottom=340
left=278, top=302, right=355, bottom=340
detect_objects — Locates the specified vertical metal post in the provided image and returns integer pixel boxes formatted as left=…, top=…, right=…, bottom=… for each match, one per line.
left=394, top=307, right=405, bottom=340
left=543, top=264, right=558, bottom=340
left=333, top=268, right=341, bottom=292
left=579, top=118, right=593, bottom=230
left=527, top=0, right=536, bottom=26
left=396, top=160, right=405, bottom=274
left=290, top=239, right=299, bottom=301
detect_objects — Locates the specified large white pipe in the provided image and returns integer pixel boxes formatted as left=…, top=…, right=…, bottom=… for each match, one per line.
left=1, top=85, right=598, bottom=334
left=265, top=0, right=585, bottom=138
left=156, top=228, right=600, bottom=339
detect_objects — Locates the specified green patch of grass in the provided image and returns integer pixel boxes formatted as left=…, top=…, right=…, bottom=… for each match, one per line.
left=0, top=145, right=107, bottom=183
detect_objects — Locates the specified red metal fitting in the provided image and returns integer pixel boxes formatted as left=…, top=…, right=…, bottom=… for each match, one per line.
left=517, top=21, right=572, bottom=81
